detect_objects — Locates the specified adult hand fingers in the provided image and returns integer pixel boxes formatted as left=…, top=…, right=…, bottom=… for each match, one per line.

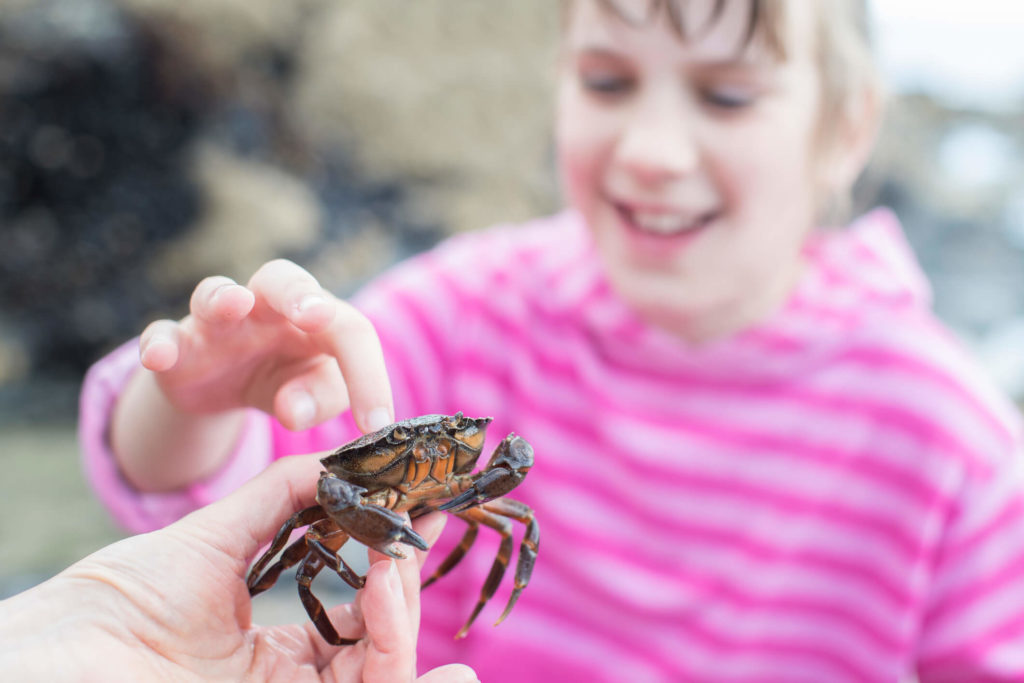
left=406, top=512, right=447, bottom=629
left=410, top=513, right=448, bottom=571
left=367, top=512, right=447, bottom=633
left=354, top=559, right=415, bottom=683
left=176, top=453, right=325, bottom=567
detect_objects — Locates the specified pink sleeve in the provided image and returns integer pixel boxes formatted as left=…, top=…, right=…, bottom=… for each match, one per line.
left=916, top=447, right=1024, bottom=680
left=77, top=339, right=274, bottom=533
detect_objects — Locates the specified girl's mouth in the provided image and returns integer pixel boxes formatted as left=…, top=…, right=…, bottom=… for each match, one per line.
left=614, top=203, right=717, bottom=238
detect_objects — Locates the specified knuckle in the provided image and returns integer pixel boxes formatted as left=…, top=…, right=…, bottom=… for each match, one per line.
left=346, top=316, right=375, bottom=340
left=334, top=305, right=375, bottom=336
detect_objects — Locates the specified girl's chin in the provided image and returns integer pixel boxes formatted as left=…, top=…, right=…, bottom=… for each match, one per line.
left=612, top=271, right=712, bottom=328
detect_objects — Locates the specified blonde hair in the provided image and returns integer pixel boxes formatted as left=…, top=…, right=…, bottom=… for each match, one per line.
left=562, top=0, right=882, bottom=219
left=811, top=0, right=883, bottom=221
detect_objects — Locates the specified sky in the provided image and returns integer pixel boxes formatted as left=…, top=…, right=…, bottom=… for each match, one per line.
left=871, top=0, right=1024, bottom=112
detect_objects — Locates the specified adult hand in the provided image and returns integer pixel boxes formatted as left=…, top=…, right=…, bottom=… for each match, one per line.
left=0, top=455, right=476, bottom=682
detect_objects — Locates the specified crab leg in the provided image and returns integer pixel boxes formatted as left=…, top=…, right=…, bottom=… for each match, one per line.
left=421, top=520, right=480, bottom=589
left=305, top=522, right=365, bottom=590
left=248, top=535, right=310, bottom=596
left=480, top=497, right=539, bottom=626
left=450, top=506, right=515, bottom=639
left=248, top=505, right=327, bottom=595
left=296, top=552, right=362, bottom=646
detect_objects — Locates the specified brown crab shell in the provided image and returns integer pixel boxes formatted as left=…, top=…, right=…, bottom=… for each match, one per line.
left=319, top=413, right=493, bottom=491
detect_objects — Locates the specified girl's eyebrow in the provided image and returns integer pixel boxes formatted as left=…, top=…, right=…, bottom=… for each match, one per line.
left=571, top=43, right=772, bottom=73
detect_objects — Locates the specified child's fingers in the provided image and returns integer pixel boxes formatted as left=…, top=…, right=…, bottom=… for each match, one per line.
left=189, top=275, right=255, bottom=325
left=313, top=303, right=394, bottom=434
left=138, top=319, right=181, bottom=372
left=273, top=358, right=350, bottom=431
left=246, top=258, right=394, bottom=434
left=417, top=664, right=479, bottom=683
left=246, top=259, right=335, bottom=333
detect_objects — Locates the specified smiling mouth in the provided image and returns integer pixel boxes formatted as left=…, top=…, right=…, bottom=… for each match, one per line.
left=614, top=203, right=717, bottom=237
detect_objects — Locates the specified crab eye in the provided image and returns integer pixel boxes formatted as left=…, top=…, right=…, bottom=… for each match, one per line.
left=392, top=427, right=408, bottom=440
left=445, top=411, right=468, bottom=428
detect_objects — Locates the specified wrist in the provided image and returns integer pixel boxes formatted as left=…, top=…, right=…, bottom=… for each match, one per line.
left=112, top=369, right=247, bottom=491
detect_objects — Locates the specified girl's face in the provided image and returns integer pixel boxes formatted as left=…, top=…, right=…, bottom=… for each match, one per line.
left=557, top=0, right=841, bottom=342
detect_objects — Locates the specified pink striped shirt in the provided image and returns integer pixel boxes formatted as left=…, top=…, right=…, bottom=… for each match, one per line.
left=80, top=208, right=1024, bottom=681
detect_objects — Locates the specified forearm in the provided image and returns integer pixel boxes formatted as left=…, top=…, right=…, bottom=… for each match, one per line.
left=111, top=368, right=246, bottom=492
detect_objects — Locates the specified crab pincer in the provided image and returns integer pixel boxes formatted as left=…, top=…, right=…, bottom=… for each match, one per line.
left=440, top=434, right=534, bottom=513
left=317, top=472, right=428, bottom=557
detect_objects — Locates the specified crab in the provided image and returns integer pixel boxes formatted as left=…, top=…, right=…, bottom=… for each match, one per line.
left=247, top=412, right=538, bottom=645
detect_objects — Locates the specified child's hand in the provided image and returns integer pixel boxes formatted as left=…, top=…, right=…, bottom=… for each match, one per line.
left=138, top=259, right=393, bottom=433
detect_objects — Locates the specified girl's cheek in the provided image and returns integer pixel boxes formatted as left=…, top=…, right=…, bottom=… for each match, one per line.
left=560, top=137, right=602, bottom=190
left=558, top=157, right=588, bottom=209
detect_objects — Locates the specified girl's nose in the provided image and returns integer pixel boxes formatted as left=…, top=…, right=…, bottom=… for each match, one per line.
left=615, top=95, right=699, bottom=185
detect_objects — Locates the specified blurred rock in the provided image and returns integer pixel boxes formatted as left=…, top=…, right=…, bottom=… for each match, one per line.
left=291, top=0, right=560, bottom=233
left=150, top=143, right=321, bottom=288
left=0, top=0, right=208, bottom=386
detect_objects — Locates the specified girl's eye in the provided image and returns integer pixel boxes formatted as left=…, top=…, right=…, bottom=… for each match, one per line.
left=580, top=72, right=634, bottom=96
left=701, top=87, right=756, bottom=110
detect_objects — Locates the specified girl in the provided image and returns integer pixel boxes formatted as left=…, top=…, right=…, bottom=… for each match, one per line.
left=81, top=1, right=1024, bottom=680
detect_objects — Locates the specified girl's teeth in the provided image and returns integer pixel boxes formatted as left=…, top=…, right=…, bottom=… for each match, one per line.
left=631, top=211, right=702, bottom=235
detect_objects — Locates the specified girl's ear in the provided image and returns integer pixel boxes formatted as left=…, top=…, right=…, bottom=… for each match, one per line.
left=823, top=80, right=884, bottom=197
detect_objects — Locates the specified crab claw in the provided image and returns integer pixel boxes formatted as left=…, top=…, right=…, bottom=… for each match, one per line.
left=343, top=504, right=429, bottom=559
left=318, top=472, right=428, bottom=557
left=440, top=435, right=533, bottom=513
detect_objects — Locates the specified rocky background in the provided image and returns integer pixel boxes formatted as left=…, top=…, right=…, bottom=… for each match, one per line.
left=0, top=0, right=561, bottom=421
left=1, top=0, right=1022, bottom=603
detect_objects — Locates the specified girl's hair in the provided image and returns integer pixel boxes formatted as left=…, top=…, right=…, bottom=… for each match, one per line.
left=562, top=0, right=881, bottom=219
left=585, top=0, right=788, bottom=57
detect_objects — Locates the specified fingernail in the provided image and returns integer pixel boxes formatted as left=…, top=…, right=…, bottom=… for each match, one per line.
left=139, top=336, right=171, bottom=368
left=385, top=559, right=401, bottom=597
left=210, top=282, right=234, bottom=304
left=365, top=407, right=392, bottom=432
left=139, top=338, right=158, bottom=362
left=292, top=391, right=317, bottom=429
left=297, top=295, right=327, bottom=314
